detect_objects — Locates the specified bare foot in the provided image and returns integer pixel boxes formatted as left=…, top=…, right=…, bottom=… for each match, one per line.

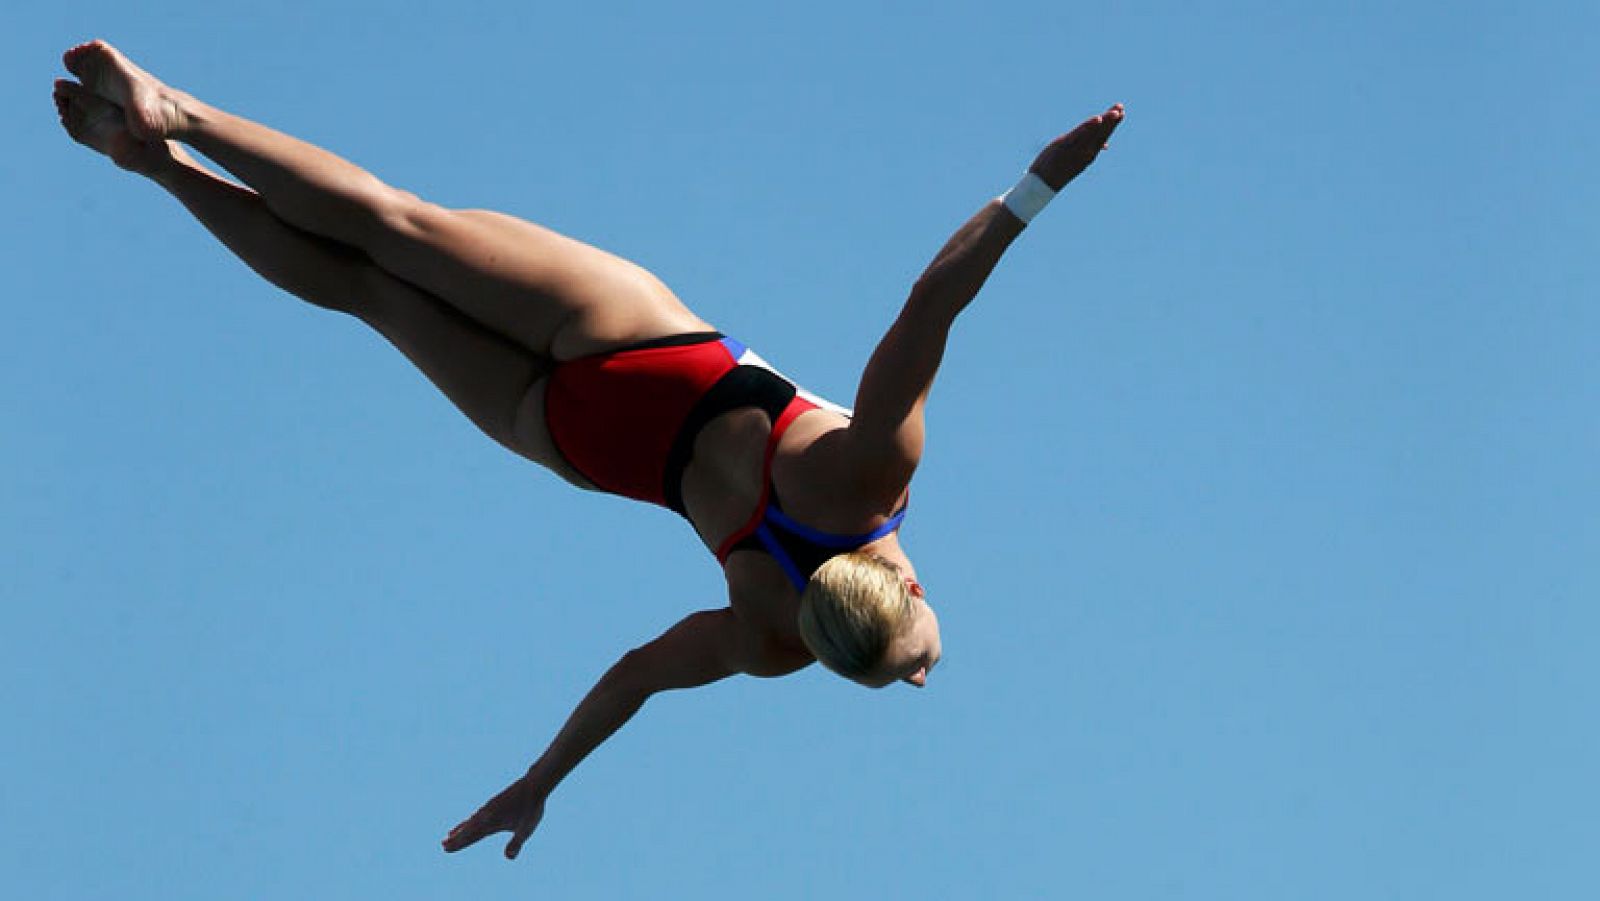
left=53, top=79, right=173, bottom=173
left=63, top=40, right=185, bottom=141
left=1030, top=103, right=1126, bottom=190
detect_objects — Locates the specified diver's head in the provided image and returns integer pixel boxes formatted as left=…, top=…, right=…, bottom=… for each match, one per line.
left=797, top=550, right=942, bottom=688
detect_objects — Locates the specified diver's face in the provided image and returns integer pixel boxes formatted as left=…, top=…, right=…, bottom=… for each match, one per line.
left=857, top=583, right=942, bottom=689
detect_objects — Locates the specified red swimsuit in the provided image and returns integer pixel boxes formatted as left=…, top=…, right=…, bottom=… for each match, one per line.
left=543, top=332, right=906, bottom=588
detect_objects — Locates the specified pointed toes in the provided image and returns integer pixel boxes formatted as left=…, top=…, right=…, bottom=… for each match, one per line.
left=54, top=78, right=89, bottom=100
left=63, top=39, right=111, bottom=79
left=63, top=42, right=93, bottom=74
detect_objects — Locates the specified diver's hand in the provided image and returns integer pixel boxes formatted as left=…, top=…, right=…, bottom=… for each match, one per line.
left=442, top=773, right=547, bottom=860
left=1028, top=104, right=1125, bottom=190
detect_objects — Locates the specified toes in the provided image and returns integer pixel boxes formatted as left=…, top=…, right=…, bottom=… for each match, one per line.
left=63, top=40, right=123, bottom=101
left=53, top=82, right=84, bottom=133
left=53, top=80, right=97, bottom=127
left=63, top=41, right=101, bottom=78
left=54, top=78, right=91, bottom=101
left=52, top=80, right=127, bottom=149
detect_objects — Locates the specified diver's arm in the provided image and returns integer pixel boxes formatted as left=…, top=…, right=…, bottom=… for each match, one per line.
left=442, top=608, right=809, bottom=859
left=843, top=200, right=1025, bottom=500
left=526, top=608, right=805, bottom=792
left=843, top=106, right=1124, bottom=502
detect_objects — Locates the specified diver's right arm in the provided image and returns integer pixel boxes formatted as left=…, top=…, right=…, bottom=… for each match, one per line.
left=442, top=607, right=811, bottom=859
left=840, top=105, right=1125, bottom=506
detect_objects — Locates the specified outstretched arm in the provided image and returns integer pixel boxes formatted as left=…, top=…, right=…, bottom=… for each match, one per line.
left=842, top=105, right=1125, bottom=502
left=442, top=607, right=809, bottom=860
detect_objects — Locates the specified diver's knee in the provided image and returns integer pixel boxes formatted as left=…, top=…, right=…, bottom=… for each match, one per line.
left=341, top=183, right=433, bottom=252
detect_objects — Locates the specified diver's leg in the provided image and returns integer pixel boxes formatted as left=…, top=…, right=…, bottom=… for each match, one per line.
left=53, top=79, right=589, bottom=484
left=63, top=39, right=710, bottom=360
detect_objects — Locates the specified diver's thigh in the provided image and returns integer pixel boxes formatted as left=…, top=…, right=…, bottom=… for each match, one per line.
left=368, top=203, right=711, bottom=359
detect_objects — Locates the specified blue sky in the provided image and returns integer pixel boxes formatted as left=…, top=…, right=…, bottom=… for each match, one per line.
left=5, top=2, right=1596, bottom=898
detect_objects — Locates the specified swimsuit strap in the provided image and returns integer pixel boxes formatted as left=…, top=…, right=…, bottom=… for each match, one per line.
left=737, top=497, right=909, bottom=592
left=763, top=502, right=908, bottom=548
left=713, top=397, right=813, bottom=562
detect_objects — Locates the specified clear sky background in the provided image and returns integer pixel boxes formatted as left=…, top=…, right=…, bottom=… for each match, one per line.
left=5, top=2, right=1596, bottom=898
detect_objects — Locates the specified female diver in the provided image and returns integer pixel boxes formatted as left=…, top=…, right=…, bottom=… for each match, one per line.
left=53, top=39, right=1123, bottom=860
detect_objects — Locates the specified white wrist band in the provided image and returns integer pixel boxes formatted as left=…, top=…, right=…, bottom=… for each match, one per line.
left=1000, top=171, right=1056, bottom=224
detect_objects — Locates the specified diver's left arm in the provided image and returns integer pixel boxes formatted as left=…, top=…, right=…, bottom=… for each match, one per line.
left=441, top=607, right=809, bottom=859
left=844, top=106, right=1124, bottom=502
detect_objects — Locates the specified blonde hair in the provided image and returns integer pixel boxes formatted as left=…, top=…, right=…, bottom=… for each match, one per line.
left=797, top=551, right=915, bottom=680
